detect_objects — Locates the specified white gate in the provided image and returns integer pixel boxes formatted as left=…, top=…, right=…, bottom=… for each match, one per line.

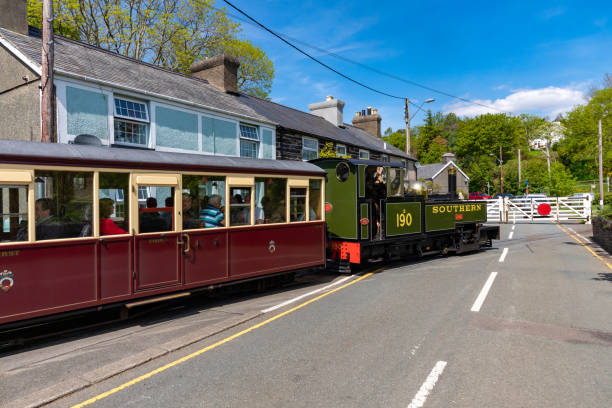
left=486, top=196, right=591, bottom=224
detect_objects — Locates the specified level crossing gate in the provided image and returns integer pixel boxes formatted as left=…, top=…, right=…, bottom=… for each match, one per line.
left=486, top=196, right=592, bottom=224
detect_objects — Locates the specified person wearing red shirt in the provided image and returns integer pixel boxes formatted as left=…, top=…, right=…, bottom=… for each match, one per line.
left=100, top=198, right=127, bottom=235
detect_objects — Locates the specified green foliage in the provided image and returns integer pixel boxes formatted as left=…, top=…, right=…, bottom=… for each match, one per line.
left=319, top=142, right=350, bottom=159
left=415, top=110, right=443, bottom=163
left=27, top=0, right=81, bottom=39
left=26, top=0, right=274, bottom=98
left=557, top=86, right=612, bottom=180
left=382, top=129, right=406, bottom=152
left=500, top=157, right=575, bottom=196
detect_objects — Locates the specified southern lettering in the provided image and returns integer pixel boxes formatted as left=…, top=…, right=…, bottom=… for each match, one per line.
left=431, top=204, right=482, bottom=214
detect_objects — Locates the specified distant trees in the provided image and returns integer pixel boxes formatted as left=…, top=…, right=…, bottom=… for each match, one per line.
left=27, top=0, right=274, bottom=98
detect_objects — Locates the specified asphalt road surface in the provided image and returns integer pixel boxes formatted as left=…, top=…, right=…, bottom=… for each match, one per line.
left=4, top=222, right=611, bottom=408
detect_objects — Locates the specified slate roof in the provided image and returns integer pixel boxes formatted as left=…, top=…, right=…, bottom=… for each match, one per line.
left=238, top=93, right=414, bottom=160
left=0, top=28, right=271, bottom=124
left=417, top=161, right=469, bottom=180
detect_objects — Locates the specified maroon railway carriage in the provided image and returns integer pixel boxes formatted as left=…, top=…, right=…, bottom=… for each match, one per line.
left=0, top=140, right=326, bottom=327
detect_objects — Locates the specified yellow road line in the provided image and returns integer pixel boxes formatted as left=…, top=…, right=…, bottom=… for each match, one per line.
left=556, top=224, right=612, bottom=271
left=72, top=269, right=380, bottom=408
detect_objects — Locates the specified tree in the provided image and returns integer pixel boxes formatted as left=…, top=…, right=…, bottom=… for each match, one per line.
left=558, top=86, right=612, bottom=180
left=27, top=0, right=274, bottom=98
left=415, top=110, right=443, bottom=163
left=382, top=129, right=406, bottom=152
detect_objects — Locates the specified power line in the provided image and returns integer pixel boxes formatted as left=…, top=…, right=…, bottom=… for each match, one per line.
left=220, top=1, right=503, bottom=112
left=222, top=0, right=405, bottom=100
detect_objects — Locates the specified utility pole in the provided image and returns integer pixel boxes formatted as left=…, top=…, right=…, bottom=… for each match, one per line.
left=599, top=119, right=604, bottom=209
left=404, top=98, right=410, bottom=155
left=518, top=149, right=521, bottom=189
left=41, top=0, right=54, bottom=143
left=500, top=145, right=504, bottom=194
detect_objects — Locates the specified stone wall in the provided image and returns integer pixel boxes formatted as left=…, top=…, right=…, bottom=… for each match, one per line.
left=592, top=216, right=612, bottom=254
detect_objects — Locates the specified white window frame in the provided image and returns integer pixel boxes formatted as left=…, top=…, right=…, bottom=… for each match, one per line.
left=359, top=149, right=370, bottom=160
left=113, top=95, right=151, bottom=148
left=302, top=137, right=319, bottom=161
left=381, top=154, right=389, bottom=162
left=239, top=123, right=260, bottom=159
left=335, top=144, right=347, bottom=156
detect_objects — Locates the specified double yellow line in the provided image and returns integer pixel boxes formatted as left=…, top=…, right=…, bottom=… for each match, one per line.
left=556, top=224, right=612, bottom=271
left=72, top=269, right=379, bottom=407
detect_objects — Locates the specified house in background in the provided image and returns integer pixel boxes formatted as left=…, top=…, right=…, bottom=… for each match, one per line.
left=417, top=153, right=469, bottom=197
left=0, top=0, right=414, bottom=170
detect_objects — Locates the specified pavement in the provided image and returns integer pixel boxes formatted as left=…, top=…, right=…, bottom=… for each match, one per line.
left=1, top=220, right=610, bottom=408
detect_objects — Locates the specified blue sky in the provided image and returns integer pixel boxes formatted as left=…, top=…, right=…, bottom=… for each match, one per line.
left=225, top=0, right=612, bottom=131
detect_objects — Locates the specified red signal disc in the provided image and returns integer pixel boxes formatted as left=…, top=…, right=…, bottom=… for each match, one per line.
left=360, top=218, right=369, bottom=225
left=537, top=202, right=551, bottom=215
left=325, top=203, right=333, bottom=212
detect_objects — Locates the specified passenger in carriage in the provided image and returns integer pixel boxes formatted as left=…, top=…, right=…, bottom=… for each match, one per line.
left=35, top=198, right=61, bottom=240
left=200, top=194, right=225, bottom=228
left=99, top=198, right=126, bottom=235
left=140, top=197, right=168, bottom=233
left=182, top=193, right=200, bottom=229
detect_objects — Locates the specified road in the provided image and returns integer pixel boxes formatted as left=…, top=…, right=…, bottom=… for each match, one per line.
left=2, top=222, right=611, bottom=408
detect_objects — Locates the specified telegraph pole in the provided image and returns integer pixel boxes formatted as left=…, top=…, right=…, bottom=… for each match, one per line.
left=599, top=119, right=604, bottom=209
left=41, top=0, right=54, bottom=143
left=404, top=98, right=410, bottom=155
left=500, top=145, right=504, bottom=194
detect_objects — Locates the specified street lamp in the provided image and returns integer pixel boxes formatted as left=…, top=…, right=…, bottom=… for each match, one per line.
left=405, top=98, right=435, bottom=156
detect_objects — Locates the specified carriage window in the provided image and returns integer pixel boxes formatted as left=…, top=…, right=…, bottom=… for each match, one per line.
left=309, top=180, right=322, bottom=221
left=230, top=187, right=251, bottom=226
left=99, top=173, right=129, bottom=235
left=255, top=177, right=286, bottom=224
left=34, top=171, right=93, bottom=240
left=182, top=175, right=226, bottom=229
left=0, top=186, right=28, bottom=242
left=138, top=186, right=174, bottom=233
left=290, top=188, right=307, bottom=222
left=388, top=168, right=402, bottom=197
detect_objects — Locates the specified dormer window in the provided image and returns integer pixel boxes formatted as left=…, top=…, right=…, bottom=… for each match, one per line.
left=113, top=97, right=149, bottom=146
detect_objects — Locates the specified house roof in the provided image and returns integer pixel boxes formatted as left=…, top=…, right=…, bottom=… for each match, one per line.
left=417, top=161, right=469, bottom=181
left=238, top=93, right=414, bottom=160
left=0, top=27, right=414, bottom=160
left=0, top=27, right=272, bottom=125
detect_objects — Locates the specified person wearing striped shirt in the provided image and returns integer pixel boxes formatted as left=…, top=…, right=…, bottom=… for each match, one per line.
left=200, top=194, right=224, bottom=228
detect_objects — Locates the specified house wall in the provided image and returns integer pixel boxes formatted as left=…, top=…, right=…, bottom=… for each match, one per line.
left=431, top=167, right=469, bottom=195
left=0, top=45, right=40, bottom=141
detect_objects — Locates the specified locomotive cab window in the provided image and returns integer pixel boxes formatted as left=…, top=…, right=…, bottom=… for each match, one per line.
left=99, top=172, right=130, bottom=235
left=336, top=162, right=350, bottom=182
left=387, top=168, right=403, bottom=197
left=183, top=175, right=226, bottom=229
left=34, top=170, right=93, bottom=240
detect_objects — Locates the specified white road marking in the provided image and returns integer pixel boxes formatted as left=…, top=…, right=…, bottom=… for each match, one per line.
left=576, top=233, right=591, bottom=243
left=407, top=361, right=448, bottom=408
left=471, top=272, right=498, bottom=312
left=568, top=227, right=576, bottom=233
left=261, top=276, right=352, bottom=313
left=498, top=247, right=508, bottom=263
left=508, top=231, right=514, bottom=240
left=512, top=225, right=515, bottom=231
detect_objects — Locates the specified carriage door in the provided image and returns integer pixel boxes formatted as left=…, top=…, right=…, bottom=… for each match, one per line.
left=133, top=174, right=181, bottom=291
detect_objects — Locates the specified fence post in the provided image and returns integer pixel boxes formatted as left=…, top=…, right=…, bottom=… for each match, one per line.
left=556, top=197, right=559, bottom=222
left=584, top=198, right=592, bottom=225
left=530, top=198, right=534, bottom=222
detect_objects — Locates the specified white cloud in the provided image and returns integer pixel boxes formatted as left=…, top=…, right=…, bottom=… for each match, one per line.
left=443, top=86, right=587, bottom=119
left=539, top=7, right=566, bottom=20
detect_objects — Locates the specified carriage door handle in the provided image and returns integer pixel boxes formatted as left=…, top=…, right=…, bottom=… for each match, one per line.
left=180, top=234, right=191, bottom=254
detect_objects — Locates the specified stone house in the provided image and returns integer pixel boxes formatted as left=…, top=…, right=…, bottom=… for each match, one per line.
left=417, top=153, right=470, bottom=197
left=0, top=0, right=414, bottom=170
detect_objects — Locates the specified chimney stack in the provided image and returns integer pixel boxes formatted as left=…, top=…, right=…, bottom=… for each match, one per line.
left=352, top=107, right=382, bottom=138
left=442, top=152, right=456, bottom=164
left=308, top=95, right=345, bottom=127
left=189, top=54, right=240, bottom=94
left=0, top=0, right=28, bottom=35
